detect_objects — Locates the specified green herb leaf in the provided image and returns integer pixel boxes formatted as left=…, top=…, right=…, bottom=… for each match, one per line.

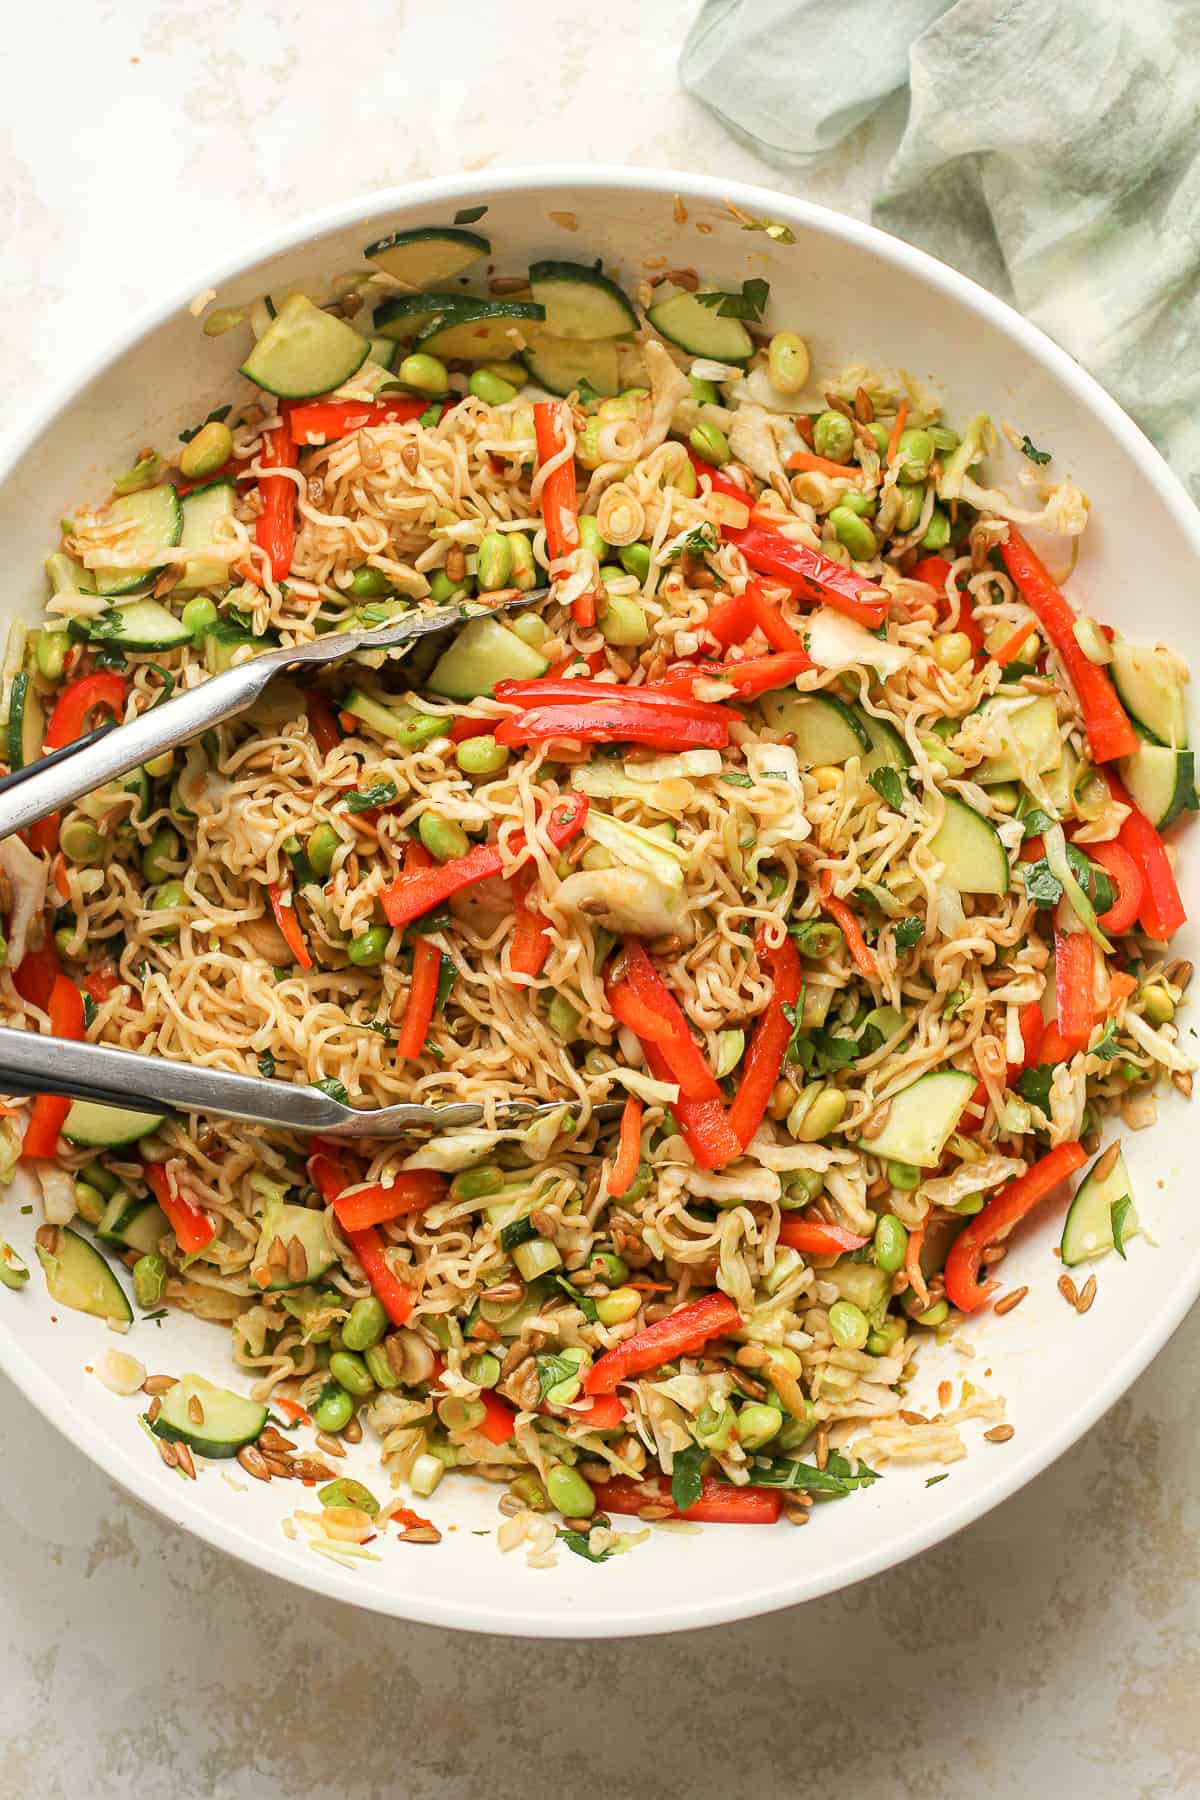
left=553, top=1273, right=598, bottom=1323
left=180, top=404, right=232, bottom=444
left=347, top=780, right=398, bottom=813
left=89, top=641, right=128, bottom=670
left=744, top=1451, right=880, bottom=1496
left=313, top=1077, right=349, bottom=1106
left=1016, top=1064, right=1054, bottom=1120
left=736, top=213, right=796, bottom=244
left=1021, top=808, right=1055, bottom=840
left=926, top=1472, right=949, bottom=1488
left=671, top=1443, right=707, bottom=1513
left=257, top=1050, right=277, bottom=1080
left=82, top=994, right=97, bottom=1029
left=453, top=205, right=488, bottom=225
left=224, top=604, right=254, bottom=633
left=1088, top=1019, right=1122, bottom=1061
left=575, top=377, right=601, bottom=409
left=722, top=771, right=754, bottom=789
left=1022, top=856, right=1063, bottom=908
left=1019, top=434, right=1052, bottom=466
left=893, top=917, right=923, bottom=951
left=434, top=952, right=456, bottom=1013
left=535, top=1351, right=580, bottom=1403
left=418, top=402, right=443, bottom=429
left=695, top=278, right=770, bottom=322
left=558, top=1528, right=612, bottom=1563
left=499, top=1216, right=538, bottom=1253
left=868, top=767, right=905, bottom=811
left=1111, top=1194, right=1133, bottom=1260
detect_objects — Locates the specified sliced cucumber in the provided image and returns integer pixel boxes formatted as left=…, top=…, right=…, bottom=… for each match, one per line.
left=858, top=710, right=910, bottom=778
left=62, top=1100, right=166, bottom=1148
left=177, top=479, right=236, bottom=592
left=427, top=614, right=550, bottom=701
left=1110, top=640, right=1189, bottom=747
left=416, top=300, right=545, bottom=362
left=861, top=1070, right=979, bottom=1168
left=96, top=1190, right=167, bottom=1255
left=975, top=695, right=1061, bottom=784
left=203, top=621, right=271, bottom=673
left=240, top=294, right=369, bottom=401
left=150, top=1373, right=267, bottom=1459
left=373, top=292, right=473, bottom=343
left=35, top=1226, right=131, bottom=1325
left=1119, top=737, right=1195, bottom=830
left=254, top=1201, right=337, bottom=1291
left=647, top=290, right=754, bottom=363
left=364, top=225, right=489, bottom=284
left=341, top=687, right=418, bottom=741
left=366, top=335, right=399, bottom=372
left=88, top=598, right=192, bottom=653
left=6, top=671, right=44, bottom=770
left=930, top=794, right=1009, bottom=895
left=759, top=690, right=870, bottom=765
left=1061, top=1147, right=1138, bottom=1267
left=92, top=484, right=184, bottom=598
left=522, top=333, right=620, bottom=398
left=1038, top=738, right=1079, bottom=819
left=527, top=261, right=638, bottom=340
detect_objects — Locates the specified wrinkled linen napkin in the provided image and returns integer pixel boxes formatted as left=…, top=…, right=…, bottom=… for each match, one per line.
left=680, top=0, right=1200, bottom=490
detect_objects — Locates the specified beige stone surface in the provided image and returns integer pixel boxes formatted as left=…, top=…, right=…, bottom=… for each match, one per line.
left=0, top=2, right=1196, bottom=1793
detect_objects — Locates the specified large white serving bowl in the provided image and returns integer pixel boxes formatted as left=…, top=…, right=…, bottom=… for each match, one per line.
left=0, top=166, right=1196, bottom=1638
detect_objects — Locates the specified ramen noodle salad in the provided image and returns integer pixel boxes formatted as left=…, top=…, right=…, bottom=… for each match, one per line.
left=0, top=220, right=1192, bottom=1566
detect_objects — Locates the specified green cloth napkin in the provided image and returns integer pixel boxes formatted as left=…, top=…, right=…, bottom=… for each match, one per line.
left=681, top=0, right=1200, bottom=489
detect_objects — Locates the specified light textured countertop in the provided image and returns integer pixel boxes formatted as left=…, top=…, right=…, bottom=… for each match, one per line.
left=1, top=3, right=1197, bottom=1794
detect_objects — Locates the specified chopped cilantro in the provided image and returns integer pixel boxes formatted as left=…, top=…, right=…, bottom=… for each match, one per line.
left=257, top=1050, right=277, bottom=1080
left=670, top=1443, right=707, bottom=1513
left=347, top=780, right=397, bottom=812
left=180, top=404, right=232, bottom=444
left=1019, top=434, right=1051, bottom=466
left=1088, top=1019, right=1122, bottom=1061
left=453, top=205, right=488, bottom=224
left=695, top=278, right=770, bottom=322
left=558, top=1529, right=612, bottom=1563
left=313, top=1076, right=349, bottom=1106
left=1111, top=1194, right=1133, bottom=1259
left=742, top=1451, right=879, bottom=1496
left=893, top=917, right=924, bottom=951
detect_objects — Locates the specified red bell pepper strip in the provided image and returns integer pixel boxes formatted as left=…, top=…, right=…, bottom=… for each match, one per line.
left=396, top=938, right=442, bottom=1060
left=727, top=925, right=803, bottom=1147
left=1107, top=772, right=1187, bottom=941
left=309, top=1151, right=415, bottom=1324
left=725, top=524, right=888, bottom=628
left=328, top=1169, right=446, bottom=1233
left=1035, top=1021, right=1078, bottom=1066
left=819, top=869, right=878, bottom=978
left=305, top=690, right=342, bottom=758
left=703, top=580, right=812, bottom=657
left=495, top=701, right=728, bottom=753
left=11, top=939, right=61, bottom=1011
left=909, top=555, right=985, bottom=656
left=545, top=649, right=608, bottom=681
left=608, top=1095, right=644, bottom=1199
left=583, top=1290, right=742, bottom=1394
left=255, top=416, right=297, bottom=582
left=609, top=943, right=721, bottom=1103
left=706, top=651, right=812, bottom=697
left=703, top=588, right=756, bottom=648
left=43, top=671, right=127, bottom=752
left=495, top=677, right=730, bottom=721
left=82, top=966, right=122, bottom=1005
left=21, top=975, right=85, bottom=1159
left=1053, top=924, right=1094, bottom=1053
left=1086, top=839, right=1144, bottom=936
left=910, top=555, right=952, bottom=591
left=380, top=794, right=588, bottom=928
left=509, top=870, right=552, bottom=978
left=999, top=529, right=1136, bottom=763
left=777, top=1219, right=869, bottom=1256
left=605, top=977, right=674, bottom=1046
left=143, top=1161, right=216, bottom=1256
left=534, top=400, right=591, bottom=625
left=944, top=1141, right=1088, bottom=1313
left=641, top=1039, right=745, bottom=1170
left=479, top=1388, right=517, bottom=1445
left=686, top=450, right=752, bottom=508
left=27, top=814, right=61, bottom=857
left=561, top=1393, right=626, bottom=1430
left=289, top=396, right=427, bottom=442
left=267, top=883, right=312, bottom=970
left=1013, top=999, right=1046, bottom=1072
left=448, top=715, right=494, bottom=744
left=593, top=1474, right=781, bottom=1525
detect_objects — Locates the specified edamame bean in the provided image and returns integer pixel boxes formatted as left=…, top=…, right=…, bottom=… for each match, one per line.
left=363, top=1342, right=400, bottom=1389
left=428, top=568, right=473, bottom=604
left=575, top=417, right=606, bottom=471
left=867, top=421, right=891, bottom=457
left=595, top=1286, right=641, bottom=1326
left=913, top=1299, right=949, bottom=1328
left=737, top=1402, right=783, bottom=1450
left=149, top=880, right=187, bottom=933
left=812, top=409, right=854, bottom=464
left=689, top=422, right=731, bottom=467
left=1141, top=984, right=1176, bottom=1025
left=60, top=818, right=103, bottom=865
left=398, top=352, right=449, bottom=395
left=506, top=531, right=538, bottom=591
left=768, top=331, right=810, bottom=395
left=619, top=542, right=650, bottom=582
left=896, top=427, right=934, bottom=483
left=419, top=811, right=470, bottom=862
left=828, top=1299, right=870, bottom=1350
left=599, top=592, right=650, bottom=646
left=455, top=733, right=509, bottom=777
left=54, top=926, right=77, bottom=958
left=349, top=564, right=391, bottom=598
left=780, top=1168, right=824, bottom=1210
left=829, top=505, right=876, bottom=563
left=887, top=1160, right=920, bottom=1192
left=306, top=823, right=341, bottom=879
left=929, top=424, right=959, bottom=453
left=671, top=456, right=699, bottom=498
left=932, top=631, right=973, bottom=673
left=590, top=1250, right=629, bottom=1286
left=468, top=368, right=517, bottom=406
left=873, top=1213, right=909, bottom=1274
left=342, top=1295, right=388, bottom=1351
left=141, top=827, right=180, bottom=884
left=34, top=629, right=67, bottom=680
left=328, top=1349, right=374, bottom=1396
left=546, top=993, right=578, bottom=1041
left=312, top=1382, right=355, bottom=1433
left=693, top=1401, right=737, bottom=1452
left=347, top=924, right=390, bottom=966
left=791, top=920, right=843, bottom=959
left=181, top=595, right=218, bottom=638
left=72, top=1181, right=106, bottom=1226
left=896, top=481, right=925, bottom=531
left=867, top=1319, right=906, bottom=1357
left=578, top=514, right=609, bottom=561
left=476, top=531, right=512, bottom=592
left=130, top=1253, right=166, bottom=1308
left=546, top=1463, right=596, bottom=1520
left=788, top=1086, right=846, bottom=1143
left=988, top=782, right=1020, bottom=814
left=689, top=374, right=719, bottom=405
left=837, top=490, right=876, bottom=518
left=179, top=420, right=234, bottom=481
left=921, top=507, right=951, bottom=551
left=479, top=360, right=526, bottom=388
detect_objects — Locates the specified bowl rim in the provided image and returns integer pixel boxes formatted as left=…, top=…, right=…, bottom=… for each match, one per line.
left=3, top=162, right=1198, bottom=1637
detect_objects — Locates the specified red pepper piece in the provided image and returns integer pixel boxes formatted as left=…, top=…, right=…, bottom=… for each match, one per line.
left=479, top=1388, right=517, bottom=1445
left=725, top=524, right=888, bottom=628
left=305, top=690, right=342, bottom=758
left=509, top=869, right=552, bottom=978
left=495, top=701, right=728, bottom=752
left=1107, top=772, right=1187, bottom=941
left=21, top=975, right=85, bottom=1159
left=267, top=883, right=312, bottom=970
left=309, top=1151, right=415, bottom=1324
left=560, top=1393, right=626, bottom=1431
left=582, top=1290, right=742, bottom=1394
left=43, top=671, right=127, bottom=752
left=944, top=1142, right=1087, bottom=1312
left=255, top=416, right=296, bottom=582
left=329, top=1169, right=446, bottom=1233
left=686, top=450, right=752, bottom=510
left=642, top=1039, right=745, bottom=1170
left=534, top=400, right=591, bottom=626
left=380, top=795, right=588, bottom=928
left=727, top=924, right=803, bottom=1147
left=609, top=943, right=720, bottom=1103
left=594, top=1474, right=781, bottom=1525
left=818, top=869, right=878, bottom=978
left=999, top=529, right=1136, bottom=763
left=1086, top=839, right=1144, bottom=936
left=143, top=1161, right=216, bottom=1256
left=12, top=939, right=62, bottom=1012
left=608, top=1095, right=643, bottom=1199
left=495, top=677, right=729, bottom=720
left=288, top=396, right=427, bottom=442
left=396, top=938, right=442, bottom=1060
left=1053, top=925, right=1094, bottom=1053
left=777, top=1219, right=870, bottom=1256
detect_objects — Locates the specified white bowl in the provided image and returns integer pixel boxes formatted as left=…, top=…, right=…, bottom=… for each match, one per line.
left=2, top=166, right=1196, bottom=1638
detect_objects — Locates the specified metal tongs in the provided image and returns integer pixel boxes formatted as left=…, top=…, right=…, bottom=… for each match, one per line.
left=0, top=588, right=594, bottom=1139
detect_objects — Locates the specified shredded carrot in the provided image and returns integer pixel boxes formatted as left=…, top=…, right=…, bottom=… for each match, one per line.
left=1105, top=970, right=1138, bottom=1016
left=886, top=399, right=910, bottom=467
left=272, top=1396, right=312, bottom=1426
left=608, top=1095, right=643, bottom=1199
left=993, top=615, right=1039, bottom=667
left=785, top=451, right=866, bottom=483
left=904, top=1217, right=929, bottom=1312
left=818, top=869, right=878, bottom=978
left=627, top=1279, right=673, bottom=1293
left=50, top=853, right=69, bottom=900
